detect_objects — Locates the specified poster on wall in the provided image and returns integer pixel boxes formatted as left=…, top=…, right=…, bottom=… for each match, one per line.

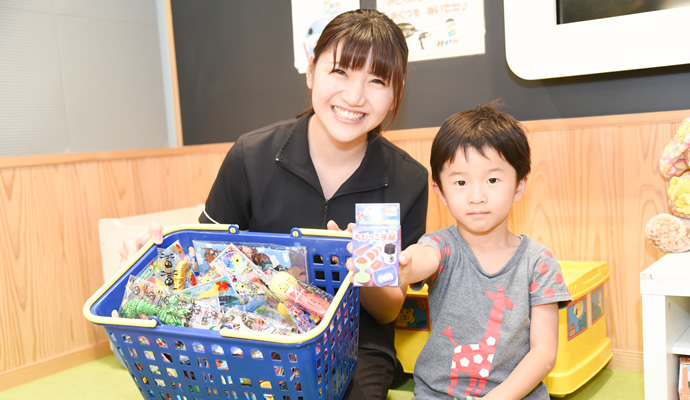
left=291, top=0, right=360, bottom=74
left=378, top=0, right=485, bottom=62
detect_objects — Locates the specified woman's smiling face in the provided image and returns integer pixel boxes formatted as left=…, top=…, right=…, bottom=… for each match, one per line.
left=306, top=44, right=395, bottom=146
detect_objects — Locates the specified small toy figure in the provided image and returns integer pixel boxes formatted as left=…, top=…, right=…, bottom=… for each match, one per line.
left=162, top=255, right=174, bottom=287
left=172, top=259, right=192, bottom=290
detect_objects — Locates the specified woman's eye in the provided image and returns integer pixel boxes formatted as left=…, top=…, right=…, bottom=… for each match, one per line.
left=332, top=68, right=346, bottom=76
left=487, top=178, right=498, bottom=184
left=371, top=78, right=386, bottom=86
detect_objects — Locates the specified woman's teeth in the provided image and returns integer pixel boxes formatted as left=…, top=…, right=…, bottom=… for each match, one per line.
left=333, top=106, right=365, bottom=121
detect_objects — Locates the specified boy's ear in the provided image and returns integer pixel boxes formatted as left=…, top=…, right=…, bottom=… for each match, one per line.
left=306, top=55, right=316, bottom=89
left=432, top=182, right=448, bottom=207
left=513, top=177, right=528, bottom=202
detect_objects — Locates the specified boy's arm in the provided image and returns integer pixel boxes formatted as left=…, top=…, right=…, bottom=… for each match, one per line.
left=482, top=303, right=559, bottom=400
left=348, top=243, right=441, bottom=324
left=398, top=243, right=443, bottom=288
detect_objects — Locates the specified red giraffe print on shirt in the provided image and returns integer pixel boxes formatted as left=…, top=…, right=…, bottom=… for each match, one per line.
left=443, top=285, right=514, bottom=397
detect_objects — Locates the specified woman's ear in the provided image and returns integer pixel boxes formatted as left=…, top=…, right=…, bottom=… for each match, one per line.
left=306, top=55, right=316, bottom=90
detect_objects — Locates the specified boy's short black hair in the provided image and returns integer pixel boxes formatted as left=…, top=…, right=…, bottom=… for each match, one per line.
left=430, top=101, right=531, bottom=190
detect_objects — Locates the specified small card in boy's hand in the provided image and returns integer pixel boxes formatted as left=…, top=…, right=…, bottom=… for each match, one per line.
left=352, top=203, right=401, bottom=287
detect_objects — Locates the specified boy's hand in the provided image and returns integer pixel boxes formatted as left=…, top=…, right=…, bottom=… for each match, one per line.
left=397, top=248, right=414, bottom=287
left=119, top=222, right=164, bottom=266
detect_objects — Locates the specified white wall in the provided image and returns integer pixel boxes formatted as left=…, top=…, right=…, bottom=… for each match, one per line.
left=0, top=0, right=174, bottom=156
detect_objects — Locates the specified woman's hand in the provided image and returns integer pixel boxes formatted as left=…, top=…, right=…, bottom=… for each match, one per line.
left=118, top=222, right=164, bottom=266
left=326, top=219, right=355, bottom=233
left=326, top=220, right=357, bottom=281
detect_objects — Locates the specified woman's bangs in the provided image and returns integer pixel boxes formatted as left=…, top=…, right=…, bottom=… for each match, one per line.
left=335, top=33, right=400, bottom=84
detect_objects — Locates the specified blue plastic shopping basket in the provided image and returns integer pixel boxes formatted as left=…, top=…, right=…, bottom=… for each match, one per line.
left=84, top=224, right=359, bottom=400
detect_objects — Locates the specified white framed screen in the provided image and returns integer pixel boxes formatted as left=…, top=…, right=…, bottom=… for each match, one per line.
left=503, top=1, right=690, bottom=80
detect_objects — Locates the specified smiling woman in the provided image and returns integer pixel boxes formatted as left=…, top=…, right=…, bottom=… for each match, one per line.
left=503, top=0, right=690, bottom=80
left=121, top=9, right=430, bottom=400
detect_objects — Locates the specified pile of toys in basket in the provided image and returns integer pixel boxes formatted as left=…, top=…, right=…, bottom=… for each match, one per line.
left=116, top=239, right=333, bottom=335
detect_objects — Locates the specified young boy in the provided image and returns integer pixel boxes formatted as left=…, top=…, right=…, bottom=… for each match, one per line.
left=398, top=103, right=572, bottom=399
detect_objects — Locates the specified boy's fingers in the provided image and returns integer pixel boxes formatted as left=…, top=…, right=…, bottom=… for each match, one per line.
left=345, top=222, right=356, bottom=233
left=398, top=250, right=408, bottom=264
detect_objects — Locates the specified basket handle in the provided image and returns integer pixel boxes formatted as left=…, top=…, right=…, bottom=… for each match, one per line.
left=291, top=227, right=352, bottom=238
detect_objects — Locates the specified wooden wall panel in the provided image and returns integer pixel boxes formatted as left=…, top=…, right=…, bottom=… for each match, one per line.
left=0, top=145, right=230, bottom=387
left=1, top=110, right=688, bottom=388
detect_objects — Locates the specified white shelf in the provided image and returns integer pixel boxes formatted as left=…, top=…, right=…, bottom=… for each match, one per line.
left=640, top=251, right=690, bottom=297
left=641, top=252, right=690, bottom=399
left=673, top=326, right=690, bottom=356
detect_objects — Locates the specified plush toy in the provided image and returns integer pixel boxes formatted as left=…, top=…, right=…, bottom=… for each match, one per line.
left=645, top=117, right=690, bottom=253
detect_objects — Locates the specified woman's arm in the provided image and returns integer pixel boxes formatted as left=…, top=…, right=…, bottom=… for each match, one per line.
left=482, top=303, right=559, bottom=400
left=359, top=285, right=408, bottom=324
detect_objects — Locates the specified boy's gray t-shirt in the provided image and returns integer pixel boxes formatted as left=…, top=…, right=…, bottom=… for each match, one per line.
left=412, top=226, right=572, bottom=399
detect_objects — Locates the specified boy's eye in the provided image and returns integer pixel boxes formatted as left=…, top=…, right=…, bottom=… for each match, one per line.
left=455, top=180, right=466, bottom=186
left=487, top=178, right=499, bottom=184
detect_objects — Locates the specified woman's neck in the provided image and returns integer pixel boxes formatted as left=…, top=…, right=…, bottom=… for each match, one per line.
left=307, top=116, right=368, bottom=200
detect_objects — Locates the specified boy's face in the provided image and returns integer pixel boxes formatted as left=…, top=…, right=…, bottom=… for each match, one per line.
left=433, top=146, right=526, bottom=237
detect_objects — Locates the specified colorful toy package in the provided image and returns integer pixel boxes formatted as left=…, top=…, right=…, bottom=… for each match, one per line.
left=352, top=203, right=401, bottom=287
left=116, top=237, right=332, bottom=336
left=192, top=240, right=308, bottom=281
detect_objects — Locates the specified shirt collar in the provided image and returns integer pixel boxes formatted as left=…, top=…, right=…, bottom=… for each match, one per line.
left=275, top=112, right=389, bottom=195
